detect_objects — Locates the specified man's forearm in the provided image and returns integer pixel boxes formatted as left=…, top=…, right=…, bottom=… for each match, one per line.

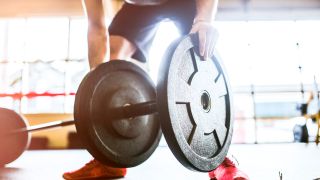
left=87, top=27, right=109, bottom=70
left=194, top=0, right=218, bottom=23
left=83, top=0, right=109, bottom=70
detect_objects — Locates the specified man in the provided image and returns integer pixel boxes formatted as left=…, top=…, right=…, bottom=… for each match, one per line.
left=83, top=0, right=217, bottom=71
left=63, top=0, right=242, bottom=179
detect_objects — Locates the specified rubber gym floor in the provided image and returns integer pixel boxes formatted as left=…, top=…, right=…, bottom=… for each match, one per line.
left=1, top=143, right=319, bottom=180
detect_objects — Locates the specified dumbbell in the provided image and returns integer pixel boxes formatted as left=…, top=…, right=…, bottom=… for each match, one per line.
left=0, top=34, right=233, bottom=172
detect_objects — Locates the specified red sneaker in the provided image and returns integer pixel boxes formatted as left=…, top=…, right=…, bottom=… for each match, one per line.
left=209, top=157, right=249, bottom=180
left=63, top=159, right=127, bottom=180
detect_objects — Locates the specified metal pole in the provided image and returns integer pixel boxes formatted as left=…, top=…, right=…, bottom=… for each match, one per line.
left=12, top=119, right=74, bottom=134
left=110, top=101, right=158, bottom=120
left=9, top=101, right=157, bottom=134
left=251, top=84, right=258, bottom=144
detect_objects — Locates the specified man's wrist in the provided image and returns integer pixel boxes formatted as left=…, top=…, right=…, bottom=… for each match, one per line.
left=192, top=19, right=213, bottom=28
left=193, top=15, right=213, bottom=25
left=193, top=19, right=211, bottom=25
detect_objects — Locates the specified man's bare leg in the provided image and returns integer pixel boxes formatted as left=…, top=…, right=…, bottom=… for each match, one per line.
left=109, top=35, right=137, bottom=61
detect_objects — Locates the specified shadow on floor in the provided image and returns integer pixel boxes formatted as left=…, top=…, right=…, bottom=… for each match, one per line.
left=0, top=167, right=24, bottom=179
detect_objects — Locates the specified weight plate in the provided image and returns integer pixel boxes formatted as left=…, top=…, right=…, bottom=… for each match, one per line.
left=0, top=108, right=30, bottom=166
left=74, top=60, right=161, bottom=167
left=157, top=34, right=234, bottom=172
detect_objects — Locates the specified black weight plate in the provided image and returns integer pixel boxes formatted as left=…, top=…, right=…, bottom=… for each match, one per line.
left=0, top=108, right=30, bottom=166
left=157, top=34, right=234, bottom=172
left=74, top=60, right=161, bottom=167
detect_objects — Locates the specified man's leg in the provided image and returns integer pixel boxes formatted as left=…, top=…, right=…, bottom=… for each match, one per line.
left=109, top=35, right=137, bottom=60
left=109, top=35, right=149, bottom=70
left=63, top=2, right=165, bottom=180
left=63, top=36, right=137, bottom=180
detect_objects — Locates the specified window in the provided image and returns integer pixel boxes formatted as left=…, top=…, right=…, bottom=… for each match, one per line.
left=0, top=17, right=88, bottom=113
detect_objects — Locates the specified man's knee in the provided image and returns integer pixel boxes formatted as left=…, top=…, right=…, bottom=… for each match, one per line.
left=110, top=35, right=136, bottom=60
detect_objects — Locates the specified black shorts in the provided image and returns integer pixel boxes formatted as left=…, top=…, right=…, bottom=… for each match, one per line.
left=109, top=0, right=196, bottom=62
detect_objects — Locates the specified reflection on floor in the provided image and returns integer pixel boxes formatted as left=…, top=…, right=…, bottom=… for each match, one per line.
left=1, top=143, right=320, bottom=180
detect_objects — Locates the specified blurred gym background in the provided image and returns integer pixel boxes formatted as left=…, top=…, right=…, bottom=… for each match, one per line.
left=0, top=0, right=319, bottom=149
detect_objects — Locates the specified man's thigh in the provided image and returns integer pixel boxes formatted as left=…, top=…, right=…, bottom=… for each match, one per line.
left=109, top=1, right=196, bottom=62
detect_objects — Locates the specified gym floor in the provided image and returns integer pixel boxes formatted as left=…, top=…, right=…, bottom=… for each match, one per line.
left=2, top=143, right=319, bottom=180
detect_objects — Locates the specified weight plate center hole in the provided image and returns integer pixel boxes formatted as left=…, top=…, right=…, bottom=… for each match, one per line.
left=201, top=91, right=211, bottom=113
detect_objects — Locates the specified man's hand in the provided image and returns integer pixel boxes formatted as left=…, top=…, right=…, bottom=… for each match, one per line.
left=190, top=21, right=219, bottom=60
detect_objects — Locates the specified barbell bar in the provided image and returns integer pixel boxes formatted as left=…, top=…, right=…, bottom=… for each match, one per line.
left=8, top=101, right=158, bottom=135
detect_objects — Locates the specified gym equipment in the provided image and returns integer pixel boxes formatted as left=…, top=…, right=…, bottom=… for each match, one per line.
left=158, top=33, right=233, bottom=171
left=293, top=50, right=311, bottom=142
left=293, top=124, right=308, bottom=143
left=293, top=58, right=309, bottom=142
left=0, top=61, right=160, bottom=168
left=250, top=84, right=258, bottom=144
left=0, top=108, right=30, bottom=166
left=74, top=60, right=161, bottom=168
left=309, top=77, right=320, bottom=144
left=294, top=76, right=320, bottom=144
left=0, top=34, right=233, bottom=172
left=296, top=62, right=308, bottom=116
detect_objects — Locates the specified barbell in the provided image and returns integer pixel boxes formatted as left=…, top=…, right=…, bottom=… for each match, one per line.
left=0, top=34, right=234, bottom=172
